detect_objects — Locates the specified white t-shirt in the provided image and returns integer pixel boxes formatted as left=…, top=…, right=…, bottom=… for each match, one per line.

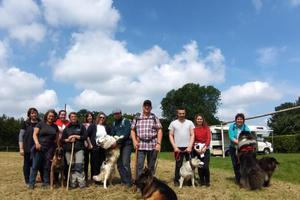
left=96, top=125, right=107, bottom=139
left=168, top=119, right=195, bottom=147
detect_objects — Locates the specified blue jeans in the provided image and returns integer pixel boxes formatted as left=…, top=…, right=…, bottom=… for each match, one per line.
left=117, top=144, right=132, bottom=186
left=29, top=147, right=54, bottom=186
left=229, top=146, right=240, bottom=183
left=137, top=150, right=158, bottom=178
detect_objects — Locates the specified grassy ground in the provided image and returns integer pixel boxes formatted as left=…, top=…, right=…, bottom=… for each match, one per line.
left=0, top=152, right=299, bottom=200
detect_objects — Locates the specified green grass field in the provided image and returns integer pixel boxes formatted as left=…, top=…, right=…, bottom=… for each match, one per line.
left=159, top=152, right=300, bottom=185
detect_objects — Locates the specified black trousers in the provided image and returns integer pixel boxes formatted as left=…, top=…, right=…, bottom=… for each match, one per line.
left=229, top=146, right=240, bottom=183
left=193, top=149, right=210, bottom=184
left=84, top=149, right=92, bottom=180
left=91, top=147, right=105, bottom=177
left=174, top=147, right=190, bottom=182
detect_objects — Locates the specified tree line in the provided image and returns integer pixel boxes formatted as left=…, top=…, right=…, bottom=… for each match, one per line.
left=0, top=83, right=299, bottom=149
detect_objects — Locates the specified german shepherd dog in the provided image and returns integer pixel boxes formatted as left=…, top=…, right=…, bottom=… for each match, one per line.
left=238, top=131, right=265, bottom=190
left=136, top=168, right=178, bottom=200
left=258, top=157, right=279, bottom=187
left=50, top=147, right=65, bottom=189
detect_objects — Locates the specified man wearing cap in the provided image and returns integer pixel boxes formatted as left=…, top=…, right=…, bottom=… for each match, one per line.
left=111, top=109, right=132, bottom=187
left=131, top=100, right=163, bottom=177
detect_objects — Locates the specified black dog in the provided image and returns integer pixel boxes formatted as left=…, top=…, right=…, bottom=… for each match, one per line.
left=136, top=168, right=177, bottom=200
left=238, top=131, right=265, bottom=190
left=258, top=157, right=279, bottom=187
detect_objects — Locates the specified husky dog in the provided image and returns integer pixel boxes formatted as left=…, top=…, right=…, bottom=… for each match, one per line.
left=136, top=168, right=178, bottom=200
left=93, top=135, right=123, bottom=189
left=258, top=157, right=279, bottom=187
left=179, top=157, right=203, bottom=188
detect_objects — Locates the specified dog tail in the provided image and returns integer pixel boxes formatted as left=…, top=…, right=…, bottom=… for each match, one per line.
left=248, top=168, right=265, bottom=190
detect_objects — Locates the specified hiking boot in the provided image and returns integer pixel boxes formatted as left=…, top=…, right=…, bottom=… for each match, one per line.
left=41, top=183, right=50, bottom=189
left=28, top=185, right=34, bottom=190
left=173, top=181, right=180, bottom=187
left=205, top=183, right=210, bottom=187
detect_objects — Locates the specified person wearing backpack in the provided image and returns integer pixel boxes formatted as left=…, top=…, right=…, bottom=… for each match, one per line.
left=111, top=108, right=132, bottom=187
left=131, top=100, right=163, bottom=178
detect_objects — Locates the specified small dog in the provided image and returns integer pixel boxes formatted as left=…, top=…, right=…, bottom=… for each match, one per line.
left=179, top=157, right=203, bottom=188
left=258, top=157, right=279, bottom=187
left=50, top=147, right=64, bottom=189
left=93, top=135, right=123, bottom=189
left=136, top=168, right=178, bottom=200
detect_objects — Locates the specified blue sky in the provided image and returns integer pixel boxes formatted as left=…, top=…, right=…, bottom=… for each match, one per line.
left=0, top=0, right=299, bottom=125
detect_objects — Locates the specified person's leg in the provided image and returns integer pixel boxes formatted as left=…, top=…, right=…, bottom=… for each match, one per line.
left=174, top=147, right=186, bottom=184
left=42, top=147, right=54, bottom=186
left=91, top=148, right=101, bottom=177
left=74, top=150, right=86, bottom=188
left=65, top=151, right=76, bottom=187
left=146, top=149, right=158, bottom=175
left=23, top=152, right=31, bottom=184
left=203, top=150, right=210, bottom=186
left=84, top=149, right=89, bottom=181
left=117, top=145, right=126, bottom=184
left=29, top=151, right=41, bottom=188
left=122, top=144, right=132, bottom=186
left=229, top=146, right=240, bottom=183
left=137, top=150, right=146, bottom=178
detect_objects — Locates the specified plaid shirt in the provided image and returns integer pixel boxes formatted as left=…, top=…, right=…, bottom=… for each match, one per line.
left=131, top=113, right=162, bottom=150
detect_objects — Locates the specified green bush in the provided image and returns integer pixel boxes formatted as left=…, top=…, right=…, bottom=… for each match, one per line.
left=267, top=134, right=300, bottom=153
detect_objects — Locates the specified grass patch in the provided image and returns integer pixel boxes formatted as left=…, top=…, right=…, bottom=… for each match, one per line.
left=159, top=152, right=300, bottom=185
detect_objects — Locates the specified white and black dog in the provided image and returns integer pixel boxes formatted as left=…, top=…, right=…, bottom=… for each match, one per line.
left=179, top=157, right=203, bottom=188
left=93, top=135, right=123, bottom=189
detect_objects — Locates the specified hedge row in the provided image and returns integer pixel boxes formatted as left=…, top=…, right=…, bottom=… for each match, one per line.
left=266, top=134, right=300, bottom=153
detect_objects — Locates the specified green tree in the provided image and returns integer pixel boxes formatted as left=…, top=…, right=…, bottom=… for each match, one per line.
left=268, top=97, right=300, bottom=135
left=161, top=83, right=221, bottom=125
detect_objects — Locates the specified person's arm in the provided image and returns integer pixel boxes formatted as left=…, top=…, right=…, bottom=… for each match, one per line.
left=229, top=124, right=238, bottom=145
left=155, top=128, right=162, bottom=152
left=131, top=118, right=139, bottom=150
left=33, top=127, right=41, bottom=151
left=18, top=128, right=25, bottom=156
left=186, top=124, right=195, bottom=153
left=169, top=123, right=180, bottom=152
left=205, top=127, right=211, bottom=148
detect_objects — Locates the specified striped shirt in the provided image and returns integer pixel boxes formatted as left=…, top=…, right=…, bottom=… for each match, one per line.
left=131, top=113, right=162, bottom=150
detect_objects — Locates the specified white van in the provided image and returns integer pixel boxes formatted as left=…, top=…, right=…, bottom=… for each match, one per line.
left=209, top=125, right=273, bottom=156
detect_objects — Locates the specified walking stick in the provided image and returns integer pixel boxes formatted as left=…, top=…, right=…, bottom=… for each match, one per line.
left=153, top=150, right=160, bottom=176
left=66, top=142, right=74, bottom=191
left=132, top=147, right=138, bottom=192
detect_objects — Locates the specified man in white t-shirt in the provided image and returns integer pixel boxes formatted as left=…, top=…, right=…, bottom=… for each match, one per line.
left=169, top=108, right=195, bottom=186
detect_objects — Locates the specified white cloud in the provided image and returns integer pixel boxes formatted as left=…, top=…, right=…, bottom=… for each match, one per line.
left=42, top=0, right=120, bottom=33
left=0, top=41, right=8, bottom=66
left=218, top=81, right=282, bottom=121
left=289, top=0, right=300, bottom=7
left=252, top=0, right=263, bottom=11
left=257, top=46, right=286, bottom=66
left=0, top=0, right=46, bottom=43
left=0, top=41, right=58, bottom=117
left=52, top=31, right=225, bottom=114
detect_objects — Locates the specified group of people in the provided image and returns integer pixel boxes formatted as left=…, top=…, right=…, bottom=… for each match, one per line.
left=18, top=99, right=248, bottom=190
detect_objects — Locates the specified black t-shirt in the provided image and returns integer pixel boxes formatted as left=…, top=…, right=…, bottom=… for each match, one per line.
left=36, top=121, right=58, bottom=149
left=21, top=120, right=38, bottom=153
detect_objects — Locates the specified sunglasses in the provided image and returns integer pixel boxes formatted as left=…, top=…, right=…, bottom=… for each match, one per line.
left=99, top=116, right=105, bottom=119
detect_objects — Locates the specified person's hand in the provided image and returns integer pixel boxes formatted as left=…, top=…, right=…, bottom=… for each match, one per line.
left=88, top=143, right=93, bottom=149
left=234, top=139, right=239, bottom=145
left=133, top=140, right=139, bottom=150
left=35, top=143, right=41, bottom=151
left=186, top=146, right=192, bottom=154
left=174, top=147, right=180, bottom=153
left=19, top=148, right=24, bottom=156
left=155, top=143, right=161, bottom=152
left=111, top=142, right=117, bottom=149
left=201, top=146, right=207, bottom=153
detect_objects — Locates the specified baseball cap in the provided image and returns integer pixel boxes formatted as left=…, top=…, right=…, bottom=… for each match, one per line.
left=143, top=100, right=152, bottom=107
left=112, top=108, right=122, bottom=114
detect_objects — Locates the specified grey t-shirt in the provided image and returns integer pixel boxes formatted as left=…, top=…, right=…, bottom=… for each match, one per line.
left=36, top=121, right=58, bottom=148
left=168, top=119, right=195, bottom=147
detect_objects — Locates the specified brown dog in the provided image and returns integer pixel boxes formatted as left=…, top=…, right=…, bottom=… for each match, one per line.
left=50, top=147, right=65, bottom=189
left=136, top=168, right=177, bottom=200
